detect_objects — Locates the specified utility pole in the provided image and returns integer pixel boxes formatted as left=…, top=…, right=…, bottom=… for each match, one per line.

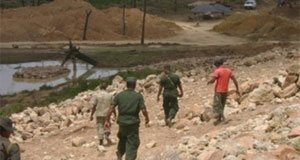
left=141, top=0, right=147, bottom=45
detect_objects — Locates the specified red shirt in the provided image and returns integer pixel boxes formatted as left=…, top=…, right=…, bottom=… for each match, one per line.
left=213, top=66, right=233, bottom=93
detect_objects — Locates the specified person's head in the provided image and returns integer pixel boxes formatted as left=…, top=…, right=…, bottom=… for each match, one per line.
left=164, top=65, right=171, bottom=74
left=126, top=77, right=137, bottom=89
left=100, top=82, right=108, bottom=90
left=214, top=58, right=224, bottom=67
left=0, top=117, right=14, bottom=138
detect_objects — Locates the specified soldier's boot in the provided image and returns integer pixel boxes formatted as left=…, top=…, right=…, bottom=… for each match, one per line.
left=166, top=117, right=172, bottom=128
left=105, top=132, right=113, bottom=145
left=99, top=139, right=104, bottom=146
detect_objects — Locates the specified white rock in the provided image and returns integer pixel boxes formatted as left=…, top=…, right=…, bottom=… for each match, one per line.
left=146, top=141, right=157, bottom=148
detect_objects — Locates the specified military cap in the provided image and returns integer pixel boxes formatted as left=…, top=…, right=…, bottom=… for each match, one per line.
left=0, top=117, right=15, bottom=133
left=127, top=77, right=136, bottom=83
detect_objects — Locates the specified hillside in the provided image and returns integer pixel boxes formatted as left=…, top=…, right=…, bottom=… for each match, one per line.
left=0, top=0, right=182, bottom=42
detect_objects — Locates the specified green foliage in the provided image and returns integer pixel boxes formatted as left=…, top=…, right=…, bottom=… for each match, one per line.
left=117, top=68, right=160, bottom=79
left=87, top=0, right=122, bottom=8
left=39, top=85, right=53, bottom=90
left=0, top=103, right=27, bottom=116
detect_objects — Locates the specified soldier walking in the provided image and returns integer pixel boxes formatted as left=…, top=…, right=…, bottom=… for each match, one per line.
left=157, top=65, right=183, bottom=127
left=207, top=58, right=240, bottom=125
left=0, top=117, right=20, bottom=160
left=105, top=77, right=150, bottom=160
left=90, top=83, right=115, bottom=146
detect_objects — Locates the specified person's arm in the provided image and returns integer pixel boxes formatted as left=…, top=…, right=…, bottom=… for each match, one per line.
left=104, top=105, right=116, bottom=129
left=157, top=85, right=163, bottom=102
left=207, top=77, right=216, bottom=85
left=178, top=81, right=183, bottom=97
left=142, top=109, right=150, bottom=125
left=112, top=107, right=117, bottom=121
left=90, top=97, right=97, bottom=121
left=139, top=95, right=149, bottom=126
left=231, top=76, right=240, bottom=96
left=90, top=105, right=96, bottom=121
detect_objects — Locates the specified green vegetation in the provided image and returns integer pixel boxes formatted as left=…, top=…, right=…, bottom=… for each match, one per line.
left=0, top=68, right=160, bottom=116
left=86, top=44, right=200, bottom=68
left=87, top=0, right=190, bottom=15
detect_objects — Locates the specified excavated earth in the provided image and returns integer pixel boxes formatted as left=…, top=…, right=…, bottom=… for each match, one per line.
left=0, top=0, right=182, bottom=42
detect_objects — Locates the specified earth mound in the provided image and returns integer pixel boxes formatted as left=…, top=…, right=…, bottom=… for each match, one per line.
left=0, top=0, right=182, bottom=42
left=213, top=10, right=300, bottom=41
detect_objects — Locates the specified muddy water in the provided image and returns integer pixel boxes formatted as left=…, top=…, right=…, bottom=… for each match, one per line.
left=0, top=61, right=118, bottom=95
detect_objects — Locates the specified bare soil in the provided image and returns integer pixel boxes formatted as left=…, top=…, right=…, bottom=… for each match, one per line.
left=0, top=0, right=181, bottom=42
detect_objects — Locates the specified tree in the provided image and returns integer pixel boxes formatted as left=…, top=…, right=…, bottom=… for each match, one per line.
left=83, top=10, right=92, bottom=40
left=141, top=0, right=147, bottom=44
left=132, top=0, right=137, bottom=8
left=122, top=0, right=126, bottom=35
left=174, top=0, right=178, bottom=13
left=20, top=0, right=25, bottom=7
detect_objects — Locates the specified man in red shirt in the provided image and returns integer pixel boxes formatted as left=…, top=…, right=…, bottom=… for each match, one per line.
left=208, top=58, right=240, bottom=125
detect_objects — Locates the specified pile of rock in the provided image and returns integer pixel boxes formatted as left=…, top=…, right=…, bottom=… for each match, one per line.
left=13, top=66, right=70, bottom=80
left=10, top=91, right=95, bottom=142
left=151, top=104, right=300, bottom=160
left=217, top=63, right=300, bottom=114
left=9, top=74, right=163, bottom=142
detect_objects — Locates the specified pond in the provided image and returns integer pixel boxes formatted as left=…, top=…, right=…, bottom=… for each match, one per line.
left=0, top=61, right=118, bottom=95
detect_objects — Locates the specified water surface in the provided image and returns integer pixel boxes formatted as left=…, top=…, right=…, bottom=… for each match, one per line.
left=0, top=61, right=118, bottom=95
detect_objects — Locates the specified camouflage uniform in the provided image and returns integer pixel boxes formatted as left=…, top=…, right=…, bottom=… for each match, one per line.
left=91, top=90, right=113, bottom=141
left=0, top=117, right=20, bottom=160
left=160, top=73, right=181, bottom=121
left=113, top=88, right=146, bottom=160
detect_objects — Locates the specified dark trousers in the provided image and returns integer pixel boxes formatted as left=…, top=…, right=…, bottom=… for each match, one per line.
left=117, top=124, right=140, bottom=160
left=163, top=96, right=179, bottom=120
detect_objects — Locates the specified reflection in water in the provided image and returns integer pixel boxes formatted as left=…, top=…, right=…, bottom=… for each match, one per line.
left=0, top=61, right=118, bottom=95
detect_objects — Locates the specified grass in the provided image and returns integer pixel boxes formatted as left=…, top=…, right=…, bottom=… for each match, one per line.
left=0, top=68, right=160, bottom=116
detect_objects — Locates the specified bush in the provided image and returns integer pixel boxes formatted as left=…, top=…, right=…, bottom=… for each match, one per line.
left=0, top=103, right=27, bottom=116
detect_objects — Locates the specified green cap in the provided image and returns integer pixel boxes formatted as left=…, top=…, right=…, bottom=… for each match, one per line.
left=126, top=77, right=137, bottom=83
left=0, top=117, right=15, bottom=133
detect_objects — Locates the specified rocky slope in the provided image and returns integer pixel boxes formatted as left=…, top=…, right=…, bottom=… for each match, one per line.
left=8, top=44, right=300, bottom=160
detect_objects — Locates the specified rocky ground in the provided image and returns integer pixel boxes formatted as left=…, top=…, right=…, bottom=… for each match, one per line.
left=9, top=44, right=300, bottom=160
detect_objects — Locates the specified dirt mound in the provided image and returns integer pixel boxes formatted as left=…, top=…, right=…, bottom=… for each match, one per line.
left=0, top=0, right=182, bottom=42
left=271, top=6, right=300, bottom=19
left=213, top=11, right=300, bottom=41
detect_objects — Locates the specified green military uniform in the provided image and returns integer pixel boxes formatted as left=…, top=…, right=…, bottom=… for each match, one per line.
left=160, top=73, right=181, bottom=121
left=0, top=117, right=20, bottom=160
left=0, top=136, right=20, bottom=160
left=91, top=90, right=113, bottom=141
left=113, top=89, right=146, bottom=160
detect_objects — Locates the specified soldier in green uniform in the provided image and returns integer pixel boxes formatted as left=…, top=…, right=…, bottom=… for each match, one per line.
left=105, top=77, right=149, bottom=160
left=0, top=117, right=20, bottom=160
left=157, top=65, right=183, bottom=127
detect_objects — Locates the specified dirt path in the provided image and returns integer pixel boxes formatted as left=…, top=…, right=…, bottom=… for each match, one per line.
left=161, top=21, right=247, bottom=46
